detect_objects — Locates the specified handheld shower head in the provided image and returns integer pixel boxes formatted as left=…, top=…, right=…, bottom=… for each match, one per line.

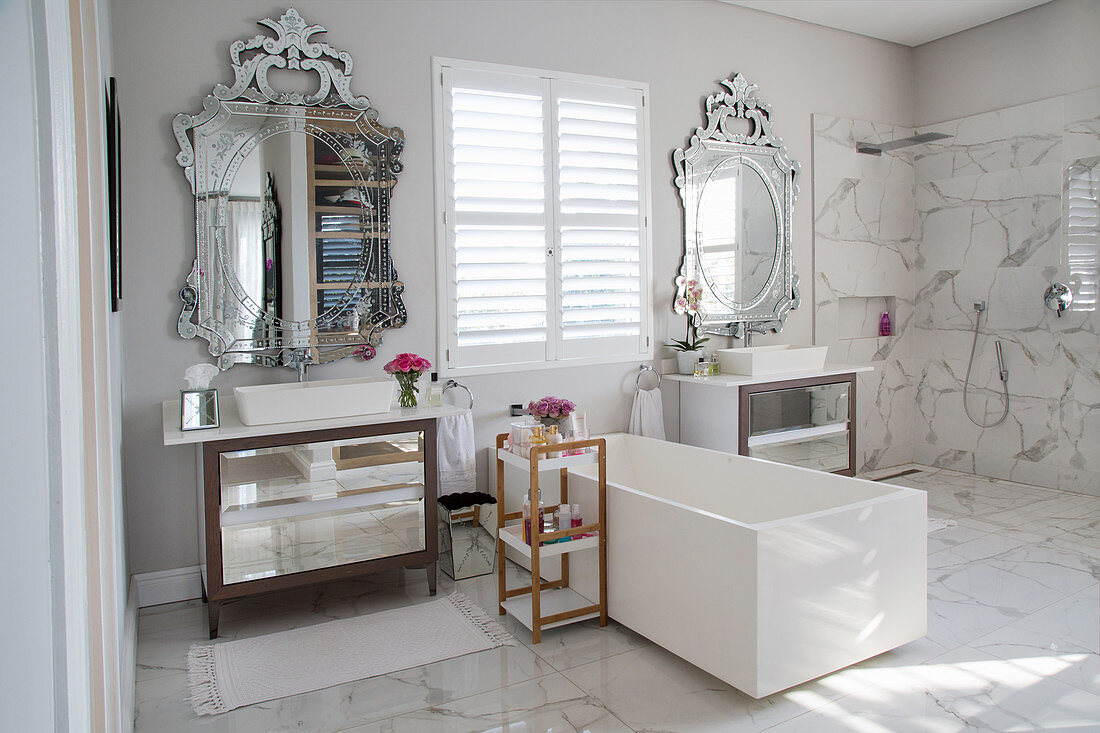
left=995, top=341, right=1008, bottom=382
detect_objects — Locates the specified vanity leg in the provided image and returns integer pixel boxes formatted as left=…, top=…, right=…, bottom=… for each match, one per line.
left=427, top=562, right=437, bottom=596
left=207, top=600, right=221, bottom=640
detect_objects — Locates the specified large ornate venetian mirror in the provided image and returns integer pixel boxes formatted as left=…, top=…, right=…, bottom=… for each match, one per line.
left=174, top=8, right=406, bottom=370
left=673, top=73, right=800, bottom=337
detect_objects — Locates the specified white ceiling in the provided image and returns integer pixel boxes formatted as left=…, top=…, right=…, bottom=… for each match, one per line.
left=720, top=0, right=1054, bottom=46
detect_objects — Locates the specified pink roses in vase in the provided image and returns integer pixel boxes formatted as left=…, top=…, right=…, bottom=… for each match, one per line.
left=383, top=353, right=432, bottom=408
left=527, top=396, right=576, bottom=430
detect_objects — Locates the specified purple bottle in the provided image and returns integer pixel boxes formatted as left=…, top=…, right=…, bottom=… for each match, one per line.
left=879, top=311, right=892, bottom=337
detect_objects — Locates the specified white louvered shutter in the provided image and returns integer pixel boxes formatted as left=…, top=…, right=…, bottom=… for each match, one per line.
left=1066, top=158, right=1099, bottom=312
left=439, top=62, right=651, bottom=372
left=554, top=81, right=648, bottom=359
left=444, top=68, right=553, bottom=368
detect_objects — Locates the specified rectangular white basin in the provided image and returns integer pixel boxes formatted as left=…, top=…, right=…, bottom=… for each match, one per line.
left=235, top=376, right=394, bottom=426
left=717, top=344, right=828, bottom=376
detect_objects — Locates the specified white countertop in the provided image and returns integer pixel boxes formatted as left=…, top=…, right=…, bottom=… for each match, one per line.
left=162, top=395, right=468, bottom=446
left=662, top=363, right=874, bottom=389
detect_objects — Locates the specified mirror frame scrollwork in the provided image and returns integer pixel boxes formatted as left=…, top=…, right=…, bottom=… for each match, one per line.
left=173, top=8, right=406, bottom=370
left=673, top=73, right=800, bottom=337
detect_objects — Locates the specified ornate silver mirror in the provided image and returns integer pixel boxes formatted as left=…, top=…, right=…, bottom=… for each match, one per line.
left=174, top=8, right=405, bottom=370
left=673, top=73, right=800, bottom=337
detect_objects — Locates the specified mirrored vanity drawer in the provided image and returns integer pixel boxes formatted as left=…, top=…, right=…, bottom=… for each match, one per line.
left=739, top=376, right=856, bottom=476
left=215, top=431, right=427, bottom=585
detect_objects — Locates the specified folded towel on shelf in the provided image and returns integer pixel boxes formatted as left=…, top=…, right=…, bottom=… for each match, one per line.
left=437, top=409, right=477, bottom=496
left=629, top=387, right=666, bottom=440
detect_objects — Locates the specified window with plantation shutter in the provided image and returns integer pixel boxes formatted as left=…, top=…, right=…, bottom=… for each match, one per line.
left=435, top=60, right=652, bottom=374
left=1066, top=158, right=1099, bottom=312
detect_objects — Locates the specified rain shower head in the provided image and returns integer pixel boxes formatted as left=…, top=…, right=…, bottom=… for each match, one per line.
left=856, top=132, right=951, bottom=156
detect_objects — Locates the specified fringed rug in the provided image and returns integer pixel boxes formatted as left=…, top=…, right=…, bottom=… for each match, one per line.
left=187, top=593, right=514, bottom=715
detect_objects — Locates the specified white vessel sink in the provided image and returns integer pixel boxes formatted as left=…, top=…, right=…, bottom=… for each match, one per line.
left=235, top=376, right=394, bottom=426
left=717, top=345, right=828, bottom=376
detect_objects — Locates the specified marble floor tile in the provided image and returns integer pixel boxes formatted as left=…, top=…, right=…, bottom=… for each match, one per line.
left=971, top=584, right=1100, bottom=693
left=763, top=645, right=1100, bottom=732
left=560, top=644, right=852, bottom=733
left=519, top=617, right=654, bottom=673
left=339, top=673, right=633, bottom=733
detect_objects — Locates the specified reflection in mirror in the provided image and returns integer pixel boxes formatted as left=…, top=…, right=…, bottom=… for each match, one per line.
left=219, top=431, right=426, bottom=584
left=175, top=9, right=405, bottom=370
left=673, top=73, right=800, bottom=337
left=696, top=157, right=778, bottom=309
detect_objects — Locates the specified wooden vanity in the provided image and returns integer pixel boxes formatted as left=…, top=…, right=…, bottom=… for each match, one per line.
left=163, top=398, right=467, bottom=637
left=665, top=366, right=873, bottom=476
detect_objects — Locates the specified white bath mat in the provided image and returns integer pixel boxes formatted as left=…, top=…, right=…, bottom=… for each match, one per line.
left=927, top=517, right=958, bottom=533
left=187, top=593, right=514, bottom=715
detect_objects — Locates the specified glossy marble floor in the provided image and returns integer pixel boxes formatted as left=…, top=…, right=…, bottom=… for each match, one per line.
left=135, top=466, right=1100, bottom=732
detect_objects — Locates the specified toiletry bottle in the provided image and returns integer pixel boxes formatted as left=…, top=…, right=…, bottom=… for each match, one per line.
left=879, top=311, right=892, bottom=337
left=694, top=357, right=709, bottom=378
left=427, top=372, right=443, bottom=407
left=529, top=425, right=547, bottom=456
left=571, top=503, right=583, bottom=539
left=569, top=412, right=588, bottom=454
left=522, top=498, right=531, bottom=545
left=536, top=490, right=546, bottom=545
left=546, top=425, right=563, bottom=458
left=557, top=504, right=571, bottom=542
left=542, top=506, right=557, bottom=544
left=710, top=353, right=720, bottom=375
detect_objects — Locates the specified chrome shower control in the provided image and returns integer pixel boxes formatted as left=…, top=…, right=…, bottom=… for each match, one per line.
left=1044, top=283, right=1072, bottom=317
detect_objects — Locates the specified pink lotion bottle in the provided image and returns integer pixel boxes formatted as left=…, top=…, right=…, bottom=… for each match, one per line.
left=571, top=503, right=583, bottom=539
left=879, top=311, right=892, bottom=337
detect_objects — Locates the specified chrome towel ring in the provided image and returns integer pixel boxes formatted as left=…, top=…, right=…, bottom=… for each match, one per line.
left=635, top=364, right=661, bottom=390
left=442, top=379, right=474, bottom=408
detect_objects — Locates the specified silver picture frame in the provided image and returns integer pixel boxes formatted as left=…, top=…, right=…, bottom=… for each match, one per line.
left=181, top=388, right=220, bottom=431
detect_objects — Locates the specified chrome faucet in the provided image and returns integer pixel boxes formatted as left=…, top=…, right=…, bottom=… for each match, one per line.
left=292, top=350, right=313, bottom=382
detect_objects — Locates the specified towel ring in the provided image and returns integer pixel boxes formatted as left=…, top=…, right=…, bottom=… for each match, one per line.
left=442, top=379, right=474, bottom=408
left=635, top=364, right=661, bottom=390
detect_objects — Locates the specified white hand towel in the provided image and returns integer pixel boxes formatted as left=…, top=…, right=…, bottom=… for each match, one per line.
left=628, top=387, right=666, bottom=440
left=437, top=409, right=477, bottom=496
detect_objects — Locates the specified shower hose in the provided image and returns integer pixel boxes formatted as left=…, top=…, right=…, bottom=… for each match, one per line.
left=962, top=307, right=1010, bottom=428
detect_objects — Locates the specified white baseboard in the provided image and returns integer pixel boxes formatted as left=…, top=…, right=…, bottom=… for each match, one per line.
left=133, top=565, right=203, bottom=608
left=122, top=577, right=138, bottom=730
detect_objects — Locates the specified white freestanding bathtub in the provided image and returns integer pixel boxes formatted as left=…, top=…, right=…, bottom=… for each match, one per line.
left=568, top=433, right=926, bottom=698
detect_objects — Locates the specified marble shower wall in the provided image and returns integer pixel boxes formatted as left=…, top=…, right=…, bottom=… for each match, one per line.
left=812, top=115, right=918, bottom=472
left=912, top=90, right=1100, bottom=496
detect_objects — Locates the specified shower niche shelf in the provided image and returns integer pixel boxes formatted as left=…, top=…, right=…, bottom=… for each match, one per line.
left=838, top=295, right=896, bottom=340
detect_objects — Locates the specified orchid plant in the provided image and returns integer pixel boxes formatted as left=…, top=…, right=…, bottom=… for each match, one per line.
left=671, top=276, right=709, bottom=351
left=383, top=352, right=432, bottom=408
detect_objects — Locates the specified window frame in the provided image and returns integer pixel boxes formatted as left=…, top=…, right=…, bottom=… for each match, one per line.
left=431, top=57, right=653, bottom=377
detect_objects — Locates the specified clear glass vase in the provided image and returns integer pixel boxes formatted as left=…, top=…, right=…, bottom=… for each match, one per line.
left=395, top=372, right=420, bottom=408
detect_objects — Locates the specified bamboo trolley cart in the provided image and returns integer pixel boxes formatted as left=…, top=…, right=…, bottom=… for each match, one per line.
left=494, top=433, right=607, bottom=644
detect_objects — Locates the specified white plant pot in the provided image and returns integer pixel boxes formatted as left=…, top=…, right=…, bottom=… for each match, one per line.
left=676, top=350, right=701, bottom=375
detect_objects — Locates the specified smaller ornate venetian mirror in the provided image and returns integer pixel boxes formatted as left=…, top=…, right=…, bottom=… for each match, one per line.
left=673, top=74, right=800, bottom=337
left=174, top=8, right=406, bottom=370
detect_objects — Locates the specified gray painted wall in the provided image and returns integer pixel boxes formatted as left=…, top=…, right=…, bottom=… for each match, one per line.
left=913, top=0, right=1100, bottom=125
left=113, top=0, right=919, bottom=574
left=3, top=0, right=60, bottom=727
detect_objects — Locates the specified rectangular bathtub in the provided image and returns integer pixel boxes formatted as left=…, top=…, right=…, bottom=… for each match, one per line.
left=569, top=433, right=926, bottom=698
